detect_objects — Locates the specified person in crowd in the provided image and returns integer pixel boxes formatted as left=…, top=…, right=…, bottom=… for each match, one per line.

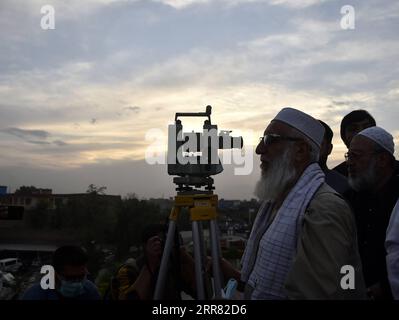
left=218, top=107, right=366, bottom=299
left=110, top=223, right=196, bottom=300
left=333, top=110, right=376, bottom=176
left=318, top=120, right=350, bottom=196
left=347, top=126, right=399, bottom=299
left=22, top=245, right=101, bottom=300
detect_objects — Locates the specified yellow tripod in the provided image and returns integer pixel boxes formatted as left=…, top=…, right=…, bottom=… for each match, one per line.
left=154, top=193, right=224, bottom=300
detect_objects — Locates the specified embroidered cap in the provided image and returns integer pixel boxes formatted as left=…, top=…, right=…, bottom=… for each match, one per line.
left=273, top=107, right=325, bottom=148
left=357, top=126, right=395, bottom=155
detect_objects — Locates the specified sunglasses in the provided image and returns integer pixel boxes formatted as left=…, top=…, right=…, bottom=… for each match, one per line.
left=259, top=133, right=303, bottom=146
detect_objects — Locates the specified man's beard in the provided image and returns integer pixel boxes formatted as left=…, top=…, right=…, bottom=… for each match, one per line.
left=348, top=158, right=377, bottom=192
left=254, top=147, right=298, bottom=202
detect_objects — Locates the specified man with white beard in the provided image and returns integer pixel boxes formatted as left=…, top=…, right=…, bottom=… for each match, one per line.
left=347, top=126, right=399, bottom=299
left=219, top=107, right=366, bottom=299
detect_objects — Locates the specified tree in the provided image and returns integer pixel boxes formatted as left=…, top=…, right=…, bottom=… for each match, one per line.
left=86, top=184, right=107, bottom=195
left=27, top=200, right=49, bottom=229
left=112, top=196, right=165, bottom=259
left=15, top=186, right=39, bottom=194
left=51, top=186, right=120, bottom=246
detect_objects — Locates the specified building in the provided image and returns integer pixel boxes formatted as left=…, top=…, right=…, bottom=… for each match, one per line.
left=0, top=186, right=7, bottom=196
left=0, top=189, right=121, bottom=215
left=0, top=187, right=122, bottom=246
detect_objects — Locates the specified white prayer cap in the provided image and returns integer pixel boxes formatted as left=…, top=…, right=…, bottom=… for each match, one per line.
left=273, top=107, right=325, bottom=148
left=357, top=126, right=395, bottom=155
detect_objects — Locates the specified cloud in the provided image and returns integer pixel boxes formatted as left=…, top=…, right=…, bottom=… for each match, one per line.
left=0, top=0, right=398, bottom=197
left=332, top=101, right=351, bottom=106
left=1, top=127, right=50, bottom=140
left=357, top=0, right=399, bottom=22
left=154, top=0, right=330, bottom=10
left=265, top=0, right=332, bottom=9
left=0, top=127, right=70, bottom=148
left=26, top=140, right=51, bottom=145
left=125, top=106, right=141, bottom=113
left=52, top=140, right=68, bottom=146
left=154, top=0, right=210, bottom=9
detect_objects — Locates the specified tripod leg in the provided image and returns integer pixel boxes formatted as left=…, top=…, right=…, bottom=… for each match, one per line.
left=198, top=221, right=212, bottom=299
left=198, top=221, right=207, bottom=275
left=210, top=219, right=223, bottom=299
left=192, top=220, right=206, bottom=299
left=154, top=219, right=176, bottom=300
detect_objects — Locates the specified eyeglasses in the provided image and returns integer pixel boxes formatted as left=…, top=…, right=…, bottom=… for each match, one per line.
left=344, top=151, right=382, bottom=161
left=259, top=134, right=303, bottom=147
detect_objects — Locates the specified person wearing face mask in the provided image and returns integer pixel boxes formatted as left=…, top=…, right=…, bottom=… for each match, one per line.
left=22, top=245, right=101, bottom=300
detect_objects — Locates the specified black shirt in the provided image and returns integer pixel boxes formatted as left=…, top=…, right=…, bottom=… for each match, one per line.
left=324, top=168, right=350, bottom=196
left=333, top=161, right=348, bottom=177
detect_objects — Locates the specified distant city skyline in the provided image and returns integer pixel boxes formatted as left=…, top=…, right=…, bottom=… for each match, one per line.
left=1, top=0, right=398, bottom=199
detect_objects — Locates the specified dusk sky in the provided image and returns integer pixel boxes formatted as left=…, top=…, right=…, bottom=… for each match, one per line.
left=0, top=0, right=398, bottom=199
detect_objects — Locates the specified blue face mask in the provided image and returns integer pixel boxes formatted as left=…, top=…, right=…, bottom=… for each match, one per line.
left=59, top=280, right=85, bottom=298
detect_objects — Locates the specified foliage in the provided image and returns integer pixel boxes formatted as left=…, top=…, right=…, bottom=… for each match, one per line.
left=22, top=184, right=173, bottom=273
left=26, top=200, right=50, bottom=229
left=86, top=184, right=107, bottom=195
left=15, top=186, right=40, bottom=194
left=112, top=195, right=165, bottom=258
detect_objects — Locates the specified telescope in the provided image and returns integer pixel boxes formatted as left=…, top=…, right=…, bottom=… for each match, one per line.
left=167, top=105, right=243, bottom=192
left=156, top=106, right=243, bottom=299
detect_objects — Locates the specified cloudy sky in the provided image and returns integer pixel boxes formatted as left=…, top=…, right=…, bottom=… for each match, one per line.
left=0, top=0, right=398, bottom=199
